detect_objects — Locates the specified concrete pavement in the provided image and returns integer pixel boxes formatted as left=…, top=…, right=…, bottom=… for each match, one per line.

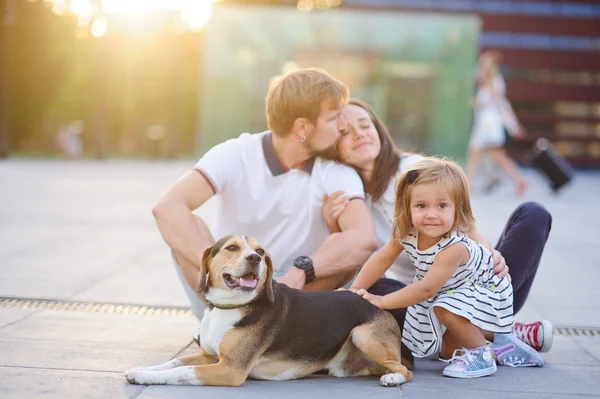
left=1, top=159, right=599, bottom=398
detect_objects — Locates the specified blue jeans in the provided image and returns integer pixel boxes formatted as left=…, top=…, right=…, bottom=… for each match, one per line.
left=368, top=202, right=553, bottom=330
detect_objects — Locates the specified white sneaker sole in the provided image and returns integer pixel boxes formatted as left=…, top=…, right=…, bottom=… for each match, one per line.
left=539, top=320, right=553, bottom=353
left=443, top=363, right=497, bottom=379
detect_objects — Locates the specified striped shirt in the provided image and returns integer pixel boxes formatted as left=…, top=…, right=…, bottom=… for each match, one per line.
left=401, top=229, right=514, bottom=358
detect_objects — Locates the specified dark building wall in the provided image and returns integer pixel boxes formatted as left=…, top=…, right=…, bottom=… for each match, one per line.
left=341, top=0, right=600, bottom=167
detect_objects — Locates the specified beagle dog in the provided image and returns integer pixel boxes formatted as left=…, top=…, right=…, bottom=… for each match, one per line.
left=125, top=234, right=413, bottom=387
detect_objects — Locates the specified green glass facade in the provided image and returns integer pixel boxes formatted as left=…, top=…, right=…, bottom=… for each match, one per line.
left=199, top=5, right=479, bottom=161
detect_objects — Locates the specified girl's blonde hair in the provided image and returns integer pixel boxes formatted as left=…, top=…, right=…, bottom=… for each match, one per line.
left=392, top=157, right=476, bottom=241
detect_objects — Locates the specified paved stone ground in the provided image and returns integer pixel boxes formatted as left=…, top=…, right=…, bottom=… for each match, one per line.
left=1, top=159, right=599, bottom=398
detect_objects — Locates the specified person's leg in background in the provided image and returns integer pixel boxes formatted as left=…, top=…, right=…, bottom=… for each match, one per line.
left=495, top=202, right=552, bottom=315
left=482, top=154, right=502, bottom=193
left=466, top=147, right=485, bottom=190
left=491, top=202, right=553, bottom=365
left=172, top=255, right=206, bottom=322
left=170, top=215, right=215, bottom=346
left=368, top=278, right=414, bottom=368
left=488, top=147, right=528, bottom=196
left=173, top=251, right=207, bottom=347
left=171, top=214, right=215, bottom=321
left=368, top=278, right=408, bottom=330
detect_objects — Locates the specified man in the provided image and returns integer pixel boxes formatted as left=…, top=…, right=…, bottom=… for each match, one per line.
left=152, top=68, right=378, bottom=319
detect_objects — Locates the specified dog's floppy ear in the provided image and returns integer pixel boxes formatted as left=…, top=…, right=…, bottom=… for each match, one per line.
left=265, top=254, right=275, bottom=303
left=196, top=246, right=213, bottom=293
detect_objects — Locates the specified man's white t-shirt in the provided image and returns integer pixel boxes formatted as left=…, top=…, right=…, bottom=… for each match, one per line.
left=194, top=131, right=365, bottom=279
left=368, top=153, right=424, bottom=286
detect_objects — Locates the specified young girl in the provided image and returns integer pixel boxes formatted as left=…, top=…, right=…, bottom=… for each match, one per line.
left=351, top=157, right=514, bottom=379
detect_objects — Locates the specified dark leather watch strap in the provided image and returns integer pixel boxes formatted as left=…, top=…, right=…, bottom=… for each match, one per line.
left=303, top=264, right=315, bottom=284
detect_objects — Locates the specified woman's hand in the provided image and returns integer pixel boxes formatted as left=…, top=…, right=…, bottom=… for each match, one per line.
left=514, top=124, right=527, bottom=139
left=356, top=289, right=385, bottom=309
left=322, top=191, right=349, bottom=234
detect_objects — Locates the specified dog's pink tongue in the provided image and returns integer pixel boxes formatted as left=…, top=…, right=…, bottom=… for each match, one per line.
left=240, top=276, right=257, bottom=288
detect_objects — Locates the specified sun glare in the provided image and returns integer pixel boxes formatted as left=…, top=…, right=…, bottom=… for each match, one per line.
left=46, top=0, right=215, bottom=33
left=90, top=15, right=108, bottom=37
left=70, top=0, right=95, bottom=15
left=180, top=1, right=213, bottom=31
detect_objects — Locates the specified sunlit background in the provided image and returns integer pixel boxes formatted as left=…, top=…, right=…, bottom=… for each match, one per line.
left=1, top=0, right=599, bottom=166
left=46, top=0, right=216, bottom=36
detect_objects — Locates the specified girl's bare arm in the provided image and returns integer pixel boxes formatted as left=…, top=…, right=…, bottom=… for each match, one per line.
left=350, top=237, right=403, bottom=291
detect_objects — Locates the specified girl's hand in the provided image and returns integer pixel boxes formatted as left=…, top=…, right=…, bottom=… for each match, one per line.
left=322, top=191, right=349, bottom=233
left=356, top=289, right=385, bottom=309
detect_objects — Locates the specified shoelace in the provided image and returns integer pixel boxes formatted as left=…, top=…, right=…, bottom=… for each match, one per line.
left=514, top=324, right=538, bottom=346
left=502, top=355, right=525, bottom=367
left=442, top=348, right=475, bottom=367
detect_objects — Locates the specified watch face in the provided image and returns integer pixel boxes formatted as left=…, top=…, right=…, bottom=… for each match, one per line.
left=294, top=256, right=311, bottom=267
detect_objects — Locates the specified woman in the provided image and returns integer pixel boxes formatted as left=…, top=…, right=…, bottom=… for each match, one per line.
left=325, top=99, right=553, bottom=364
left=466, top=51, right=528, bottom=196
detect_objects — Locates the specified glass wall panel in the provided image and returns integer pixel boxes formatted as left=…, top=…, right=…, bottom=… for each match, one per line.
left=199, top=5, right=479, bottom=161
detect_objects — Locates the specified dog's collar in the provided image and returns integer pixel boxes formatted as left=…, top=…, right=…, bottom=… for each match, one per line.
left=210, top=301, right=249, bottom=310
left=206, top=293, right=262, bottom=310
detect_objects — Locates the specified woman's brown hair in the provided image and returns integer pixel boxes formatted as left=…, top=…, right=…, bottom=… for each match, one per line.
left=346, top=99, right=402, bottom=202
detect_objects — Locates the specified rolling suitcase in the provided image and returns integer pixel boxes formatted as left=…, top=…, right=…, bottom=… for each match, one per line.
left=531, top=138, right=573, bottom=193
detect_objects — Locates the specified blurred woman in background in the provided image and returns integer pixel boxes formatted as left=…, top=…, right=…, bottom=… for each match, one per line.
left=466, top=51, right=528, bottom=196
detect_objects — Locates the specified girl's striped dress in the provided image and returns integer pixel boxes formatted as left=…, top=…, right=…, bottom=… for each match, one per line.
left=401, top=229, right=514, bottom=358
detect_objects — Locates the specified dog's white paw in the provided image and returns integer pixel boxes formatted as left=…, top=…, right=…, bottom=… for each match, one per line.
left=380, top=372, right=406, bottom=387
left=125, top=369, right=154, bottom=385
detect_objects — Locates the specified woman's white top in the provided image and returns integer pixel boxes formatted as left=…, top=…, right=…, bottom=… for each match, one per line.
left=468, top=74, right=507, bottom=149
left=367, top=153, right=424, bottom=285
left=475, top=74, right=506, bottom=111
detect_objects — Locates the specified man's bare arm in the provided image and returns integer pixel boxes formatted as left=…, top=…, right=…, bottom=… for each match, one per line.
left=280, top=198, right=377, bottom=291
left=311, top=199, right=378, bottom=278
left=152, top=171, right=216, bottom=289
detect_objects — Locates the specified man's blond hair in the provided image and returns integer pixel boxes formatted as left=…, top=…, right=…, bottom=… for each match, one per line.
left=265, top=68, right=349, bottom=136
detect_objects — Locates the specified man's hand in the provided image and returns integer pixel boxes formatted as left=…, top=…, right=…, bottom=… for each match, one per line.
left=355, top=289, right=385, bottom=309
left=278, top=267, right=306, bottom=290
left=492, top=249, right=511, bottom=281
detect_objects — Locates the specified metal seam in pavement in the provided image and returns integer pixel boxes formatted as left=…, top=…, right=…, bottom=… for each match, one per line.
left=1, top=296, right=598, bottom=337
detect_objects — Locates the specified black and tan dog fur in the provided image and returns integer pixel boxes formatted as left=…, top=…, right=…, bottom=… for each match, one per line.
left=125, top=234, right=413, bottom=387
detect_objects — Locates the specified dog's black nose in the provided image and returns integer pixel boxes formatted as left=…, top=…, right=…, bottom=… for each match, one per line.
left=246, top=253, right=261, bottom=265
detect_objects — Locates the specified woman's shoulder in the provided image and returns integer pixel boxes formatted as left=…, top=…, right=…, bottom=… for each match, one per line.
left=374, top=153, right=423, bottom=206
left=399, top=153, right=425, bottom=172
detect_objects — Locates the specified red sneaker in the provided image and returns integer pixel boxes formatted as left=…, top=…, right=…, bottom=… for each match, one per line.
left=512, top=320, right=553, bottom=353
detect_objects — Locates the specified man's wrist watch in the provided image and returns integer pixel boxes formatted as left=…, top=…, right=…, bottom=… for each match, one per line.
left=293, top=256, right=315, bottom=284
